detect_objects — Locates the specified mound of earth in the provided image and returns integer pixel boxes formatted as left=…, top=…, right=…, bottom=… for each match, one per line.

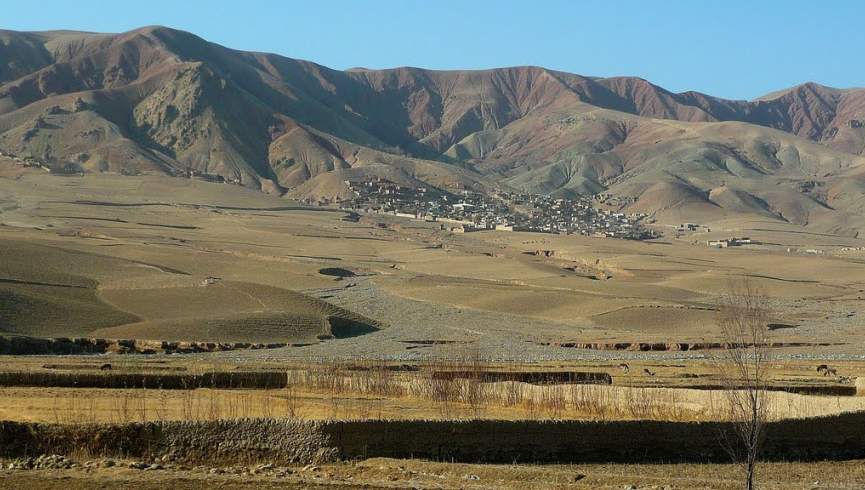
left=0, top=240, right=141, bottom=337
left=0, top=238, right=380, bottom=343
left=90, top=311, right=377, bottom=344
left=93, top=282, right=380, bottom=343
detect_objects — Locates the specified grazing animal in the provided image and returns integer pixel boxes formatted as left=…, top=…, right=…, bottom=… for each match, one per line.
left=816, top=364, right=829, bottom=374
left=643, top=368, right=655, bottom=376
left=99, top=363, right=112, bottom=371
left=618, top=363, right=630, bottom=374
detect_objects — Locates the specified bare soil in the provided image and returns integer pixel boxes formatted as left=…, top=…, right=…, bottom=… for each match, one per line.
left=2, top=457, right=865, bottom=489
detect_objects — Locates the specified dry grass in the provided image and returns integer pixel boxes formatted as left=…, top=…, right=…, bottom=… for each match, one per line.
left=2, top=361, right=863, bottom=424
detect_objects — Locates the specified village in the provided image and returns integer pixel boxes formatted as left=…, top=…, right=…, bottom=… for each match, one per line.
left=339, top=178, right=657, bottom=240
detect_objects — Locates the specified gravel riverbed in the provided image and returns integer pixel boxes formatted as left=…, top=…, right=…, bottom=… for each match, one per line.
left=211, top=278, right=865, bottom=363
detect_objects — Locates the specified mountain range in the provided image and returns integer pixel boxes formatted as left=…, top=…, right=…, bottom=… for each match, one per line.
left=2, top=26, right=865, bottom=234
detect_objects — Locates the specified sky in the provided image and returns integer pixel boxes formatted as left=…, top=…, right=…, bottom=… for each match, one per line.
left=4, top=0, right=864, bottom=100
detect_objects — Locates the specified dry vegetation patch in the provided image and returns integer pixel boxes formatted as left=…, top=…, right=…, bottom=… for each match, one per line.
left=0, top=360, right=862, bottom=425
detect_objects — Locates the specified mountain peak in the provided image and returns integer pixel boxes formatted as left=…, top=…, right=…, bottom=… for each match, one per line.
left=755, top=81, right=842, bottom=102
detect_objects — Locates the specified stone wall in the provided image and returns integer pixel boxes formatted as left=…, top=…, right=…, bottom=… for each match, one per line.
left=430, top=370, right=612, bottom=385
left=327, top=413, right=865, bottom=463
left=0, top=371, right=288, bottom=389
left=2, top=413, right=865, bottom=465
left=541, top=341, right=842, bottom=351
left=0, top=335, right=294, bottom=355
left=0, top=419, right=334, bottom=465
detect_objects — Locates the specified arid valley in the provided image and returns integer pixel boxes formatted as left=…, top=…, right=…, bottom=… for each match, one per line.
left=4, top=170, right=865, bottom=361
left=2, top=169, right=865, bottom=488
left=2, top=15, right=865, bottom=489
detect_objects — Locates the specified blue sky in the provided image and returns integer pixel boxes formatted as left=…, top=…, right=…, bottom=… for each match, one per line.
left=4, top=0, right=863, bottom=100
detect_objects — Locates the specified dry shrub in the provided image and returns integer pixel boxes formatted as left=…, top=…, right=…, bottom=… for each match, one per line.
left=503, top=381, right=523, bottom=407
left=570, top=385, right=607, bottom=420
left=540, top=384, right=566, bottom=419
left=624, top=388, right=656, bottom=419
left=351, top=362, right=402, bottom=397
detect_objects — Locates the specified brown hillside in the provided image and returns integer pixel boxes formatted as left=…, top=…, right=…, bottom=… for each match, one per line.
left=1, top=26, right=865, bottom=230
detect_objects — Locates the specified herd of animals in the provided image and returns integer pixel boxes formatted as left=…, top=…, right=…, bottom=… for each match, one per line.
left=612, top=363, right=853, bottom=383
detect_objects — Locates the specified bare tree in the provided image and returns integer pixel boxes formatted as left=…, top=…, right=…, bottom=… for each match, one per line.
left=712, top=281, right=771, bottom=490
left=462, top=343, right=486, bottom=418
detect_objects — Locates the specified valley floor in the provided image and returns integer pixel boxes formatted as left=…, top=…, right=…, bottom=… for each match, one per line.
left=3, top=173, right=865, bottom=362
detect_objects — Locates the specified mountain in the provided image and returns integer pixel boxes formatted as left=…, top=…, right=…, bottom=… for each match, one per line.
left=2, top=26, right=865, bottom=233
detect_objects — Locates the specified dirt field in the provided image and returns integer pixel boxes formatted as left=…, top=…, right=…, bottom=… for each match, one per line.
left=2, top=457, right=864, bottom=489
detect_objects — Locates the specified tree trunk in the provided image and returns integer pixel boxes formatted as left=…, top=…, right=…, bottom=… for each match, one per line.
left=746, top=459, right=755, bottom=490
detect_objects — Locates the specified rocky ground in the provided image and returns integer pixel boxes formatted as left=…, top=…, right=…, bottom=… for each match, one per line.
left=2, top=455, right=865, bottom=489
left=192, top=277, right=865, bottom=364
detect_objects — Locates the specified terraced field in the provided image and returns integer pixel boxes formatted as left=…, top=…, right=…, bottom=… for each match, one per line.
left=0, top=219, right=379, bottom=343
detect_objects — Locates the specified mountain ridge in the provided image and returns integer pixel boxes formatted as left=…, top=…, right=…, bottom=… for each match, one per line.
left=2, top=25, right=865, bottom=233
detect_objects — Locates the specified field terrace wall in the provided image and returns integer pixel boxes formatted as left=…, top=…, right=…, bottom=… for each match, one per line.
left=0, top=336, right=295, bottom=355
left=329, top=414, right=865, bottom=462
left=0, top=337, right=842, bottom=355
left=2, top=413, right=865, bottom=465
left=0, top=371, right=288, bottom=389
left=0, top=419, right=334, bottom=465
left=430, top=370, right=612, bottom=385
left=540, top=341, right=844, bottom=351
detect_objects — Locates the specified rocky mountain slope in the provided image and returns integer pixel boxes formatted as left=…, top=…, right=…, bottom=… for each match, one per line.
left=1, top=26, right=865, bottom=232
